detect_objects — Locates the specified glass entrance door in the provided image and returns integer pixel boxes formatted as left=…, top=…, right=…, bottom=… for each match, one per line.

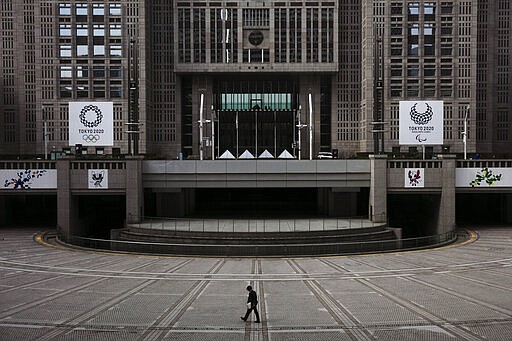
left=217, top=109, right=295, bottom=158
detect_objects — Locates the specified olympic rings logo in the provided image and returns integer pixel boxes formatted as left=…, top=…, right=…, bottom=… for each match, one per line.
left=82, top=134, right=100, bottom=143
left=79, top=105, right=103, bottom=128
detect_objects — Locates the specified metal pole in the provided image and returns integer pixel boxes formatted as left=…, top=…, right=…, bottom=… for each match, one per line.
left=463, top=105, right=469, bottom=160
left=298, top=107, right=302, bottom=160
left=199, top=93, right=204, bottom=160
left=255, top=111, right=258, bottom=156
left=211, top=105, right=215, bottom=160
left=42, top=106, right=48, bottom=160
left=274, top=111, right=277, bottom=157
left=236, top=111, right=239, bottom=157
left=308, top=93, right=313, bottom=160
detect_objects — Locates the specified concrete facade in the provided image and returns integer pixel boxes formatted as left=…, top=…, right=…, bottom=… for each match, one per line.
left=1, top=1, right=511, bottom=160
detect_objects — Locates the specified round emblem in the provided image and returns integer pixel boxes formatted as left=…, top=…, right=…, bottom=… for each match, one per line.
left=79, top=105, right=103, bottom=128
left=409, top=103, right=433, bottom=125
left=248, top=31, right=264, bottom=46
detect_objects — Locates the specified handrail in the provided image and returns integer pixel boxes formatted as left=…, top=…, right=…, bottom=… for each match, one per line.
left=128, top=216, right=384, bottom=233
left=60, top=231, right=459, bottom=257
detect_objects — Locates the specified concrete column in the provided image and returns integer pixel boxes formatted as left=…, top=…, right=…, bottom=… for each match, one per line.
left=0, top=196, right=6, bottom=226
left=126, top=157, right=143, bottom=224
left=437, top=155, right=456, bottom=233
left=369, top=154, right=387, bottom=223
left=56, top=159, right=71, bottom=241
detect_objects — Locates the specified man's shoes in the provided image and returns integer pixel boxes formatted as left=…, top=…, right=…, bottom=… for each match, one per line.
left=255, top=321, right=260, bottom=323
left=240, top=317, right=247, bottom=321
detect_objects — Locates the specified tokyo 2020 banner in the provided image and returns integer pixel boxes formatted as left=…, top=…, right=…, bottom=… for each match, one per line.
left=69, top=102, right=113, bottom=146
left=399, top=101, right=444, bottom=145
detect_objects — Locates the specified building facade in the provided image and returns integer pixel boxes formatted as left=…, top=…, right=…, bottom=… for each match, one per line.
left=0, top=0, right=511, bottom=159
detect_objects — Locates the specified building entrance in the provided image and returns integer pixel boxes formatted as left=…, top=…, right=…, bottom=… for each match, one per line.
left=213, top=77, right=299, bottom=158
left=217, top=109, right=295, bottom=158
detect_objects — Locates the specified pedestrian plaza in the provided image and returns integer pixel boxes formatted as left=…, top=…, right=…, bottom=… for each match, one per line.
left=1, top=227, right=512, bottom=340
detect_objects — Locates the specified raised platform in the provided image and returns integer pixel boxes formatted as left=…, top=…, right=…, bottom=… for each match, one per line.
left=111, top=218, right=397, bottom=256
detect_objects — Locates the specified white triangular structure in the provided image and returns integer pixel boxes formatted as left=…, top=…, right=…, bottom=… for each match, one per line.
left=259, top=149, right=274, bottom=158
left=239, top=150, right=255, bottom=159
left=278, top=149, right=295, bottom=159
left=219, top=150, right=235, bottom=159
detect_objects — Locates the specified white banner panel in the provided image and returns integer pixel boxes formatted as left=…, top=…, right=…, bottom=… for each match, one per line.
left=69, top=102, right=113, bottom=146
left=399, top=101, right=444, bottom=145
left=405, top=168, right=425, bottom=188
left=1, top=170, right=57, bottom=190
left=456, top=168, right=512, bottom=187
left=88, top=169, right=109, bottom=189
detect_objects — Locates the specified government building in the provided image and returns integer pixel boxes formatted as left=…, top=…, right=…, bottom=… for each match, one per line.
left=1, top=1, right=512, bottom=255
left=2, top=0, right=511, bottom=159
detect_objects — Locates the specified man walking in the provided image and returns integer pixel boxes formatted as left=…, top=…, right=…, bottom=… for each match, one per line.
left=241, top=285, right=260, bottom=323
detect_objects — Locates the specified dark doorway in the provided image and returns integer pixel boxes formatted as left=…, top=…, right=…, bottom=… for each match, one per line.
left=456, top=193, right=512, bottom=226
left=75, top=195, right=125, bottom=238
left=0, top=194, right=56, bottom=227
left=388, top=193, right=441, bottom=237
left=194, top=188, right=317, bottom=218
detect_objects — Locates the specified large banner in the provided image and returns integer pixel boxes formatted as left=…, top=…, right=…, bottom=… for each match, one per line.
left=2, top=170, right=57, bottom=190
left=399, top=101, right=444, bottom=145
left=69, top=102, right=113, bottom=146
left=456, top=168, right=512, bottom=188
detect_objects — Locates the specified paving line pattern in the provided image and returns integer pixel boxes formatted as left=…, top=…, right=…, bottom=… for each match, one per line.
left=1, top=228, right=512, bottom=340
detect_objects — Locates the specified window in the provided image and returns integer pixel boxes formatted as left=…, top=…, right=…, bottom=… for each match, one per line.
left=93, top=85, right=105, bottom=98
left=391, top=66, right=402, bottom=77
left=92, top=4, right=104, bottom=16
left=391, top=3, right=402, bottom=15
left=60, top=66, right=72, bottom=78
left=93, top=66, right=105, bottom=77
left=110, top=45, right=122, bottom=56
left=424, top=65, right=435, bottom=77
left=93, top=24, right=104, bottom=36
left=109, top=24, right=122, bottom=36
left=408, top=2, right=420, bottom=20
left=93, top=45, right=105, bottom=56
left=76, top=65, right=88, bottom=78
left=76, top=3, right=88, bottom=16
left=77, top=85, right=89, bottom=98
left=110, top=66, right=122, bottom=78
left=109, top=4, right=121, bottom=16
left=77, top=45, right=88, bottom=57
left=60, top=85, right=72, bottom=98
left=76, top=24, right=88, bottom=36
left=441, top=66, right=452, bottom=76
left=59, top=3, right=71, bottom=15
left=409, top=24, right=419, bottom=36
left=408, top=65, right=419, bottom=77
left=424, top=2, right=436, bottom=15
left=110, top=86, right=122, bottom=97
left=424, top=24, right=434, bottom=36
left=60, top=45, right=71, bottom=57
left=59, top=24, right=71, bottom=36
left=408, top=43, right=419, bottom=56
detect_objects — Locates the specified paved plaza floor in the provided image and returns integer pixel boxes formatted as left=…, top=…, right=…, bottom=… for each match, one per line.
left=1, top=227, right=512, bottom=340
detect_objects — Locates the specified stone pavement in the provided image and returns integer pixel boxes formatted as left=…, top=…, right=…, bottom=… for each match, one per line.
left=1, top=227, right=512, bottom=340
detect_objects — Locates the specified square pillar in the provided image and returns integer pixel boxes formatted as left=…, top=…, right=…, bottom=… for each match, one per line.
left=56, top=159, right=71, bottom=241
left=126, top=157, right=143, bottom=224
left=369, top=154, right=388, bottom=223
left=437, top=155, right=456, bottom=233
